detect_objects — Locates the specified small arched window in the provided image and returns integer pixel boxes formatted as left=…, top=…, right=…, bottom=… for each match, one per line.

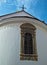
left=20, top=23, right=38, bottom=61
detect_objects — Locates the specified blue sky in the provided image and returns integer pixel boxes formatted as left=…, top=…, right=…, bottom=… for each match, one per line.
left=0, top=0, right=47, bottom=24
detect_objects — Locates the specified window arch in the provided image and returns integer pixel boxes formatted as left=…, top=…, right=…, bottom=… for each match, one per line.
left=20, top=23, right=38, bottom=61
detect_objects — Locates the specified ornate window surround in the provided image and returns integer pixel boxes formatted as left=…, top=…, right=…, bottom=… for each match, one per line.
left=20, top=23, right=38, bottom=61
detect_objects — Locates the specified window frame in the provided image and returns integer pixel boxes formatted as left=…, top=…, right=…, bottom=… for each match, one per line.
left=20, top=23, right=38, bottom=61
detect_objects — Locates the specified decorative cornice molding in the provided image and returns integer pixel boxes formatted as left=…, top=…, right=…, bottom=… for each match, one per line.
left=0, top=16, right=47, bottom=25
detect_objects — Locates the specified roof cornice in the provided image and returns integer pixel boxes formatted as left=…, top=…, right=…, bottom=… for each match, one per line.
left=0, top=10, right=47, bottom=25
left=0, top=16, right=47, bottom=25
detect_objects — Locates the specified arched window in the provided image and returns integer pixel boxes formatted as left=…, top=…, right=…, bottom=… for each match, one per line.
left=20, top=23, right=38, bottom=61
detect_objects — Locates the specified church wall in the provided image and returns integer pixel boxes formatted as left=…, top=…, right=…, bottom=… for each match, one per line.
left=0, top=23, right=47, bottom=65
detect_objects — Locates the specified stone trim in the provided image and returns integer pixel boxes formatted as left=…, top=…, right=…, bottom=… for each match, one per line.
left=20, top=54, right=38, bottom=61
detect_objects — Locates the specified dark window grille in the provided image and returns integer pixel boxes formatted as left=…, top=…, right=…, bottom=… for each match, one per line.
left=24, top=33, right=33, bottom=54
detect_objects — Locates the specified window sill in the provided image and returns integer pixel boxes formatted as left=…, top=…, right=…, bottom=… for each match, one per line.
left=20, top=53, right=38, bottom=61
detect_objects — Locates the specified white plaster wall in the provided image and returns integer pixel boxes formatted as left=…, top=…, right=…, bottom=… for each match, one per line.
left=0, top=24, right=47, bottom=65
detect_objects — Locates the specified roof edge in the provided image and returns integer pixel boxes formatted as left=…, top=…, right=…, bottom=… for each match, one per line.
left=0, top=10, right=47, bottom=25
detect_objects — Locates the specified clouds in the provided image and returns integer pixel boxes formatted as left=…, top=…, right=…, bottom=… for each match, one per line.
left=16, top=0, right=39, bottom=6
left=0, top=0, right=6, bottom=5
left=0, top=0, right=39, bottom=11
left=0, top=0, right=39, bottom=9
left=15, top=0, right=39, bottom=10
left=0, top=0, right=6, bottom=3
left=30, top=0, right=39, bottom=5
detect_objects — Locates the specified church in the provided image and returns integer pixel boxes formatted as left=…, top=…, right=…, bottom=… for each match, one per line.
left=0, top=7, right=47, bottom=65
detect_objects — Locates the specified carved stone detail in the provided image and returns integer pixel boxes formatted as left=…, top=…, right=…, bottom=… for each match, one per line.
left=20, top=23, right=38, bottom=61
